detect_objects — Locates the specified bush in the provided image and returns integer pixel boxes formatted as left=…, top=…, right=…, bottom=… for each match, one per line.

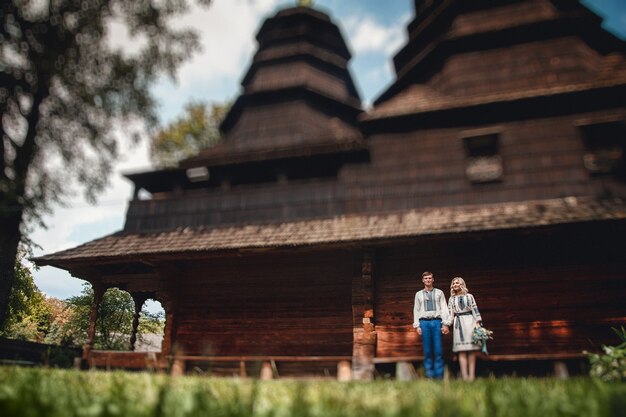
left=0, top=368, right=624, bottom=417
left=587, top=326, right=626, bottom=382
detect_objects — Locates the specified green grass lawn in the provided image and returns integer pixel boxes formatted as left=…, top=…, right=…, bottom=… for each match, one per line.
left=0, top=367, right=624, bottom=417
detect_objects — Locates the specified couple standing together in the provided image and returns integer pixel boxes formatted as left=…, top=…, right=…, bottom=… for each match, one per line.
left=413, top=271, right=483, bottom=381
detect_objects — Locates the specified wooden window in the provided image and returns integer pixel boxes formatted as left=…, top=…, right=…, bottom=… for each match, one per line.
left=463, top=133, right=503, bottom=183
left=579, top=121, right=625, bottom=175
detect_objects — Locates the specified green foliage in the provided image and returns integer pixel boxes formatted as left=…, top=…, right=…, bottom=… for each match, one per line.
left=1, top=0, right=212, bottom=222
left=0, top=368, right=624, bottom=417
left=42, top=297, right=76, bottom=346
left=66, top=285, right=135, bottom=350
left=588, top=326, right=626, bottom=382
left=0, top=253, right=52, bottom=341
left=139, top=311, right=166, bottom=335
left=47, top=284, right=164, bottom=350
left=150, top=101, right=230, bottom=167
left=0, top=0, right=211, bottom=330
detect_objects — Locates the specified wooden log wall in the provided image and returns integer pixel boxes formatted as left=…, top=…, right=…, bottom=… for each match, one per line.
left=173, top=250, right=356, bottom=357
left=345, top=110, right=626, bottom=212
left=126, top=109, right=626, bottom=233
left=373, top=222, right=626, bottom=359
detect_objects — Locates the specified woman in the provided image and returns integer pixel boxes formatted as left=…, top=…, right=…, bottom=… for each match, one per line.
left=448, top=277, right=482, bottom=381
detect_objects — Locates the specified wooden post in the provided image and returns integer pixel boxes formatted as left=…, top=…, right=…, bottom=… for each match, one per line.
left=130, top=293, right=150, bottom=351
left=83, top=284, right=105, bottom=360
left=155, top=264, right=181, bottom=359
left=337, top=360, right=352, bottom=381
left=352, top=252, right=377, bottom=380
left=554, top=361, right=569, bottom=379
left=260, top=361, right=273, bottom=380
left=171, top=357, right=186, bottom=376
left=396, top=361, right=416, bottom=381
left=160, top=299, right=176, bottom=357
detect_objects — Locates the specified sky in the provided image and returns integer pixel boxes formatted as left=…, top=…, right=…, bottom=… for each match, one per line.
left=29, top=0, right=626, bottom=308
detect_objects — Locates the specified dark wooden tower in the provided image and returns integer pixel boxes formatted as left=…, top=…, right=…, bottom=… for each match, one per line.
left=36, top=0, right=626, bottom=378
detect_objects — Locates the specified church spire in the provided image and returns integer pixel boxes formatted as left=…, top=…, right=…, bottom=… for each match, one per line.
left=298, top=0, right=313, bottom=7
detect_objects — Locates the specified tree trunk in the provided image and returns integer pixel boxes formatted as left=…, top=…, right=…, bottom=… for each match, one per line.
left=0, top=74, right=48, bottom=330
left=0, top=211, right=23, bottom=330
left=84, top=284, right=105, bottom=359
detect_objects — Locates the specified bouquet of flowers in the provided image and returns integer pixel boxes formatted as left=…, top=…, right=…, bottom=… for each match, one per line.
left=472, top=325, right=494, bottom=354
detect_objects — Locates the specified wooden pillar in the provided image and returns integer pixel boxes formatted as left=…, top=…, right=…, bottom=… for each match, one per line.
left=155, top=264, right=181, bottom=358
left=337, top=360, right=352, bottom=381
left=260, top=361, right=274, bottom=380
left=130, top=292, right=150, bottom=351
left=554, top=361, right=569, bottom=379
left=352, top=252, right=377, bottom=380
left=170, top=357, right=186, bottom=376
left=160, top=294, right=181, bottom=360
left=155, top=263, right=182, bottom=373
left=396, top=361, right=416, bottom=381
left=83, top=284, right=106, bottom=360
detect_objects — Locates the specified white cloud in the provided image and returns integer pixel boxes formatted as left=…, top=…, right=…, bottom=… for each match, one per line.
left=30, top=123, right=152, bottom=299
left=107, top=18, right=147, bottom=57
left=149, top=0, right=295, bottom=122
left=31, top=123, right=151, bottom=252
left=170, top=0, right=284, bottom=91
left=344, top=15, right=407, bottom=55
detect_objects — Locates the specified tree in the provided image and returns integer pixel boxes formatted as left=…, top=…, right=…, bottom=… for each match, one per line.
left=0, top=0, right=211, bottom=329
left=150, top=100, right=229, bottom=167
left=42, top=296, right=74, bottom=345
left=52, top=284, right=163, bottom=350
left=0, top=252, right=52, bottom=341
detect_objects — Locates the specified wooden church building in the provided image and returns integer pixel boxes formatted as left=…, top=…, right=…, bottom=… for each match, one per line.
left=36, top=0, right=626, bottom=378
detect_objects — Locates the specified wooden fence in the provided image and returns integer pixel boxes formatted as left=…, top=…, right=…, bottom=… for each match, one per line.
left=0, top=337, right=81, bottom=368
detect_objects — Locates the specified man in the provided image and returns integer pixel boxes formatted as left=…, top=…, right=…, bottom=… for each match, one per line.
left=413, top=271, right=451, bottom=379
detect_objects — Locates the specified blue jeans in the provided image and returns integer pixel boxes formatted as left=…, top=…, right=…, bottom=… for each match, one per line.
left=420, top=318, right=444, bottom=378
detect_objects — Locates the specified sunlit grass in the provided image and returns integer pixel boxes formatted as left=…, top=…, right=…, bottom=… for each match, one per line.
left=0, top=367, right=624, bottom=417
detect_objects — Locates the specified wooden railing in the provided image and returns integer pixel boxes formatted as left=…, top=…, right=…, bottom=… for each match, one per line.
left=372, top=352, right=586, bottom=363
left=85, top=351, right=353, bottom=380
left=167, top=355, right=353, bottom=380
left=0, top=337, right=81, bottom=368
left=84, top=351, right=586, bottom=379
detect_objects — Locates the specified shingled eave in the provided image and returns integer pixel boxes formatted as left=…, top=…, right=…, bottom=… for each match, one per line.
left=241, top=51, right=358, bottom=99
left=220, top=84, right=362, bottom=134
left=124, top=167, right=189, bottom=195
left=362, top=77, right=626, bottom=123
left=33, top=197, right=626, bottom=270
left=179, top=135, right=365, bottom=169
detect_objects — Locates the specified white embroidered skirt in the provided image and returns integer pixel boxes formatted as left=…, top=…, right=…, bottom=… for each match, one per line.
left=452, top=315, right=481, bottom=352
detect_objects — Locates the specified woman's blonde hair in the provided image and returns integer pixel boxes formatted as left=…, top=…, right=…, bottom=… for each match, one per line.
left=450, top=277, right=468, bottom=296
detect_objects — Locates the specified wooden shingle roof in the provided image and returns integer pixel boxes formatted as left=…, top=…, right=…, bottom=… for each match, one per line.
left=363, top=76, right=626, bottom=121
left=35, top=197, right=626, bottom=268
left=182, top=6, right=363, bottom=170
left=372, top=0, right=626, bottom=119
